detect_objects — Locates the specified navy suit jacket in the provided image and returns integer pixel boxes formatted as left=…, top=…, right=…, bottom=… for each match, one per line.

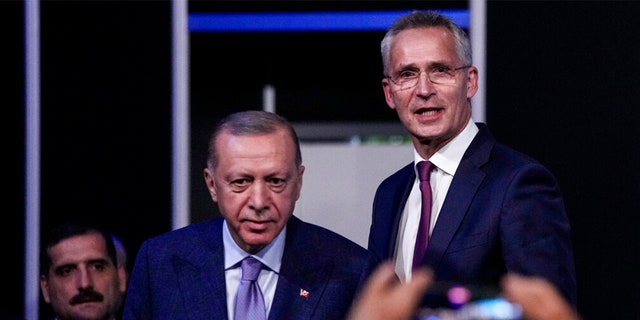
left=123, top=216, right=377, bottom=320
left=368, top=123, right=577, bottom=307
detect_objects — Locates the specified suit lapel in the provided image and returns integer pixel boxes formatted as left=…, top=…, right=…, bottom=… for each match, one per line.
left=371, top=163, right=414, bottom=259
left=425, top=124, right=494, bottom=269
left=173, top=219, right=228, bottom=318
left=388, top=165, right=415, bottom=257
left=268, top=217, right=329, bottom=320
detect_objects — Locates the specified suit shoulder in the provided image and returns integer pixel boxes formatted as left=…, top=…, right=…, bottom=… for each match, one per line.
left=490, top=141, right=549, bottom=168
left=378, top=162, right=414, bottom=187
left=290, top=217, right=369, bottom=254
left=140, top=218, right=221, bottom=251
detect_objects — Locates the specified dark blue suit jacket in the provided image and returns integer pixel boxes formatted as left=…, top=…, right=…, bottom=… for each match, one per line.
left=368, top=123, right=577, bottom=307
left=123, top=216, right=377, bottom=320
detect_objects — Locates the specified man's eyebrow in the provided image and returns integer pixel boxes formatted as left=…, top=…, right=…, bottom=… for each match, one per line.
left=54, top=257, right=111, bottom=268
left=53, top=263, right=77, bottom=273
left=87, top=258, right=112, bottom=265
left=54, top=263, right=76, bottom=269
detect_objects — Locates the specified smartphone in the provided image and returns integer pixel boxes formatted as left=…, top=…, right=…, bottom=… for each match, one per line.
left=415, top=282, right=523, bottom=320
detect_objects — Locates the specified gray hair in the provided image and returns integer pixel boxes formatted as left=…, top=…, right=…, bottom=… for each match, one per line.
left=381, top=10, right=472, bottom=76
left=206, top=110, right=302, bottom=170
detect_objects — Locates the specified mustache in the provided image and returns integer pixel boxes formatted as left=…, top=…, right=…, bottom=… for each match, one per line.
left=69, top=288, right=104, bottom=305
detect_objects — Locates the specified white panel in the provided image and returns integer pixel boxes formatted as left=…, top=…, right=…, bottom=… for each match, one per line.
left=294, top=143, right=413, bottom=247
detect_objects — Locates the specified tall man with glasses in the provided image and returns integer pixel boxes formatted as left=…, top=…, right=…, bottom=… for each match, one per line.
left=367, top=10, right=577, bottom=310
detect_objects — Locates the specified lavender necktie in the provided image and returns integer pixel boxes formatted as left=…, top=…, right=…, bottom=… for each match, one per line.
left=235, top=257, right=266, bottom=320
left=413, top=160, right=434, bottom=269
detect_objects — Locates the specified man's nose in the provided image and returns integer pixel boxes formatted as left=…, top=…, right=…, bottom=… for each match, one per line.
left=76, top=267, right=93, bottom=289
left=248, top=182, right=270, bottom=211
left=415, top=71, right=437, bottom=93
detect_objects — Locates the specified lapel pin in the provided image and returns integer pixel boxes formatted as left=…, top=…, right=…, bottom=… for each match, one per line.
left=300, top=289, right=310, bottom=299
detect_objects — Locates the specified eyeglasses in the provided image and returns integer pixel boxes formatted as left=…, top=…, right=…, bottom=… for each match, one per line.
left=386, top=65, right=471, bottom=90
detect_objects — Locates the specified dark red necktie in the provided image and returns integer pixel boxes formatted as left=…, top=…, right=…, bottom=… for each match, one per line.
left=413, top=160, right=434, bottom=269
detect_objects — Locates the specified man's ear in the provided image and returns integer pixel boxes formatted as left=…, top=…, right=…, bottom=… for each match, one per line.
left=204, top=168, right=219, bottom=202
left=466, top=66, right=479, bottom=99
left=382, top=78, right=397, bottom=110
left=118, top=265, right=128, bottom=293
left=39, top=275, right=51, bottom=303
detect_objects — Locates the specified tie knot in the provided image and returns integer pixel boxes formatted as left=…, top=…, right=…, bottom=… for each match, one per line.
left=417, top=161, right=434, bottom=182
left=241, top=257, right=262, bottom=281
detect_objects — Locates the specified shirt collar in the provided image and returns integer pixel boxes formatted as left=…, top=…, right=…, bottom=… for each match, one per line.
left=414, top=119, right=479, bottom=176
left=223, top=219, right=285, bottom=273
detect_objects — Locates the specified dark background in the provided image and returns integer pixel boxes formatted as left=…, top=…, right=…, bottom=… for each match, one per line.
left=5, top=1, right=639, bottom=319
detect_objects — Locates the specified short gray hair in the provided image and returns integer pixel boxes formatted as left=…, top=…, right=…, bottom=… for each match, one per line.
left=206, top=110, right=302, bottom=170
left=381, top=10, right=472, bottom=76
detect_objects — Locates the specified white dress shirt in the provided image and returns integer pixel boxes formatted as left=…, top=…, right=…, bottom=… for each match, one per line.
left=394, top=119, right=479, bottom=281
left=223, top=220, right=285, bottom=319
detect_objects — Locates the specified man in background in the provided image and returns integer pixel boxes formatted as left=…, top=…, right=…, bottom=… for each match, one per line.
left=40, top=222, right=128, bottom=320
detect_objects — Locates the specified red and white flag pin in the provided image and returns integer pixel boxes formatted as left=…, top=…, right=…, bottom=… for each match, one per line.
left=300, top=288, right=310, bottom=299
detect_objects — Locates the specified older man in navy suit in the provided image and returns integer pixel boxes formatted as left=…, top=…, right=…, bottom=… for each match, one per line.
left=123, top=110, right=377, bottom=319
left=368, top=10, right=576, bottom=309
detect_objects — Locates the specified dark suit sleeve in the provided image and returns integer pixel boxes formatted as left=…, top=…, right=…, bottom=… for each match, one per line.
left=122, top=219, right=228, bottom=319
left=122, top=239, right=153, bottom=319
left=499, top=162, right=576, bottom=306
